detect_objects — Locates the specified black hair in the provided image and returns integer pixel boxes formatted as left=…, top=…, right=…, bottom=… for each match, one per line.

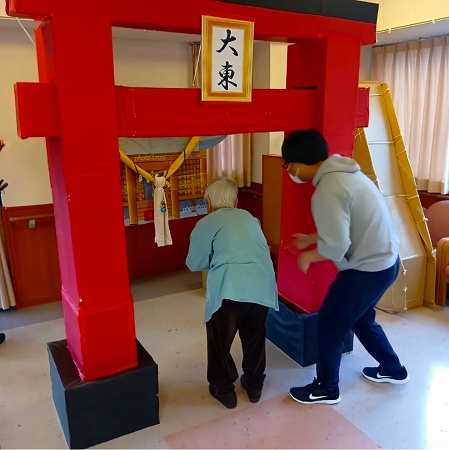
left=281, top=129, right=329, bottom=165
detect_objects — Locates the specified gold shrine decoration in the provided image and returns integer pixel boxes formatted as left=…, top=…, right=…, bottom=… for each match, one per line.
left=202, top=16, right=254, bottom=102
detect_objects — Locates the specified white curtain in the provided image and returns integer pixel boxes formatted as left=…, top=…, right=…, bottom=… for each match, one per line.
left=371, top=37, right=449, bottom=194
left=207, top=134, right=252, bottom=187
left=0, top=214, right=16, bottom=310
left=190, top=43, right=252, bottom=187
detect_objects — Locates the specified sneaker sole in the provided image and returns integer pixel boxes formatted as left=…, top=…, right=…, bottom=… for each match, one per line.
left=289, top=392, right=341, bottom=405
left=362, top=372, right=410, bottom=385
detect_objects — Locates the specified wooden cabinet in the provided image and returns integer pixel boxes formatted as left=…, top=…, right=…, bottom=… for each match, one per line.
left=262, top=155, right=284, bottom=270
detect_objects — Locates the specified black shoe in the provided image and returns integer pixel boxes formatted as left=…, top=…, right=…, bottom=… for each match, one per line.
left=240, top=374, right=262, bottom=403
left=0, top=333, right=5, bottom=345
left=362, top=366, right=410, bottom=384
left=209, top=384, right=237, bottom=409
left=290, top=378, right=341, bottom=405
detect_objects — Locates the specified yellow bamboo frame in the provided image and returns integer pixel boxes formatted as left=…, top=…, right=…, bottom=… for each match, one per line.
left=119, top=136, right=201, bottom=188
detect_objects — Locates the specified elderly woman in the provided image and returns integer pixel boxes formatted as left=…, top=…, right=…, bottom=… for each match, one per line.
left=186, top=177, right=278, bottom=409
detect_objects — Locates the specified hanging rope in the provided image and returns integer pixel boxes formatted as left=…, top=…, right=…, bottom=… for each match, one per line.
left=16, top=18, right=36, bottom=46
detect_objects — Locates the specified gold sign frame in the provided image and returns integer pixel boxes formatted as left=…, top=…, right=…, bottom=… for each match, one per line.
left=202, top=16, right=254, bottom=102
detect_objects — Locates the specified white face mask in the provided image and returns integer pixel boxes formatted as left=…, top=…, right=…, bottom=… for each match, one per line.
left=289, top=170, right=307, bottom=184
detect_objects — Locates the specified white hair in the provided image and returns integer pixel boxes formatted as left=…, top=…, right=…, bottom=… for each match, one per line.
left=204, top=177, right=238, bottom=210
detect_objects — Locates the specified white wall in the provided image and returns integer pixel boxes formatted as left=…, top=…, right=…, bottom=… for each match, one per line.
left=251, top=42, right=271, bottom=185
left=113, top=39, right=190, bottom=88
left=359, top=46, right=373, bottom=81
left=251, top=42, right=288, bottom=184
left=0, top=27, right=190, bottom=207
left=0, top=28, right=51, bottom=207
left=268, top=43, right=289, bottom=157
left=376, top=0, right=449, bottom=31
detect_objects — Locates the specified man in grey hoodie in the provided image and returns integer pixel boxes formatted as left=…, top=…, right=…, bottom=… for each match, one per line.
left=281, top=129, right=409, bottom=405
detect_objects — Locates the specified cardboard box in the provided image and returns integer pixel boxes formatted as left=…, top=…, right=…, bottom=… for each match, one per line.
left=266, top=301, right=354, bottom=367
left=354, top=82, right=436, bottom=312
left=277, top=245, right=338, bottom=313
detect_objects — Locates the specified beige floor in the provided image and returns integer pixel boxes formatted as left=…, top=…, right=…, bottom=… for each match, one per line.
left=1, top=272, right=449, bottom=449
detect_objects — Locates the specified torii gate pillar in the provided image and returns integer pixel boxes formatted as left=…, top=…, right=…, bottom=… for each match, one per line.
left=35, top=12, right=138, bottom=382
left=32, top=11, right=159, bottom=449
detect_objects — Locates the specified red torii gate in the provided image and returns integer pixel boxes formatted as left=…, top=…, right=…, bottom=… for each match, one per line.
left=6, top=0, right=375, bottom=384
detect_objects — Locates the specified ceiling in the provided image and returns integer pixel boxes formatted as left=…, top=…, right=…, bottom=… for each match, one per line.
left=112, top=27, right=200, bottom=43
left=376, top=18, right=449, bottom=46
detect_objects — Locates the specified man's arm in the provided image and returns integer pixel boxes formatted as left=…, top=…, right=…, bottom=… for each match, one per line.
left=296, top=188, right=351, bottom=273
left=297, top=248, right=328, bottom=273
left=312, top=189, right=351, bottom=262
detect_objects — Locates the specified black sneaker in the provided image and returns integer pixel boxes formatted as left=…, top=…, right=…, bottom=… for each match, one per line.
left=362, top=366, right=410, bottom=384
left=0, top=333, right=5, bottom=345
left=209, top=384, right=237, bottom=409
left=240, top=374, right=262, bottom=403
left=290, top=379, right=340, bottom=405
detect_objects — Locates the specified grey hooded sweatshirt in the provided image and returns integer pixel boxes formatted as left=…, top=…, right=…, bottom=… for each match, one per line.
left=312, top=154, right=399, bottom=272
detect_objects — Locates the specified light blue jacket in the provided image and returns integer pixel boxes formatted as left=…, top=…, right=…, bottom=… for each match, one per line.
left=312, top=155, right=399, bottom=272
left=186, top=208, right=278, bottom=323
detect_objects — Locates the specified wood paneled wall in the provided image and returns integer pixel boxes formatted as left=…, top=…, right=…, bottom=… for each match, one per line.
left=2, top=184, right=266, bottom=309
left=125, top=216, right=201, bottom=279
left=2, top=204, right=61, bottom=308
left=2, top=204, right=202, bottom=308
left=238, top=183, right=263, bottom=223
left=419, top=192, right=449, bottom=210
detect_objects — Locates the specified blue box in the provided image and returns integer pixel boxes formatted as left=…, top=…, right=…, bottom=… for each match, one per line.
left=266, top=301, right=354, bottom=367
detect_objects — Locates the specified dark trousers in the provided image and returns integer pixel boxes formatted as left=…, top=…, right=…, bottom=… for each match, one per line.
left=317, top=257, right=402, bottom=390
left=206, top=299, right=269, bottom=394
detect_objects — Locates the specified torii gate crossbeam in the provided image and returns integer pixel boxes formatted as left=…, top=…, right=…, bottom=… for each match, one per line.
left=7, top=0, right=376, bottom=44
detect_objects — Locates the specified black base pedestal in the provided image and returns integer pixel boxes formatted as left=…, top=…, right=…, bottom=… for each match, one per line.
left=48, top=339, right=159, bottom=449
left=266, top=301, right=354, bottom=367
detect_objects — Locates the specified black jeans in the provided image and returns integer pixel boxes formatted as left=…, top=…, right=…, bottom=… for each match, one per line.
left=206, top=299, right=269, bottom=394
left=317, top=257, right=402, bottom=390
